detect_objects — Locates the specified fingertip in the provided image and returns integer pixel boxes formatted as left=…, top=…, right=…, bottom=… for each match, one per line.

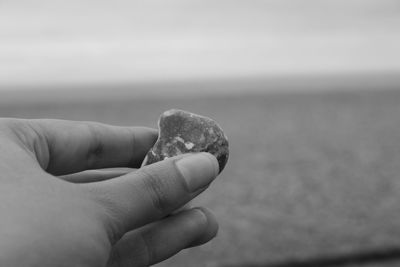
left=201, top=152, right=220, bottom=177
left=189, top=207, right=219, bottom=247
left=107, top=206, right=219, bottom=267
left=132, top=127, right=158, bottom=143
left=146, top=127, right=159, bottom=137
left=129, top=127, right=158, bottom=166
left=174, top=152, right=219, bottom=193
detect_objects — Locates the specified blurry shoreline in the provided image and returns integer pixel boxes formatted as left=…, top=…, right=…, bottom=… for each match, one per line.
left=1, top=72, right=399, bottom=105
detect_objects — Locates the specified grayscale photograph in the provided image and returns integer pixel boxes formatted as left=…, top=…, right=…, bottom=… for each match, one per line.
left=1, top=1, right=400, bottom=266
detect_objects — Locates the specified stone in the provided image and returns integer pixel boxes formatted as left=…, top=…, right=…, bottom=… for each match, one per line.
left=141, top=109, right=229, bottom=173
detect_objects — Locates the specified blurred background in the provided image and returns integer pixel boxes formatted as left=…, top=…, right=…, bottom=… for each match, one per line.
left=1, top=0, right=400, bottom=266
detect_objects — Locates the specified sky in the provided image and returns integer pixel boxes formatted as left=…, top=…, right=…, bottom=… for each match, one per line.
left=0, top=0, right=399, bottom=89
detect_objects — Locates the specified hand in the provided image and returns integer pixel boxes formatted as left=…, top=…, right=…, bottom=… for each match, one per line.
left=0, top=118, right=220, bottom=267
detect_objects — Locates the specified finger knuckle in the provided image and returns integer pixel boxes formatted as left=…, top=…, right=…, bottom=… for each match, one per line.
left=0, top=118, right=29, bottom=138
left=84, top=123, right=105, bottom=169
left=139, top=169, right=171, bottom=214
left=0, top=119, right=51, bottom=169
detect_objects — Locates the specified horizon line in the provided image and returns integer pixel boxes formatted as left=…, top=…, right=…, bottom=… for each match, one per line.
left=1, top=72, right=399, bottom=105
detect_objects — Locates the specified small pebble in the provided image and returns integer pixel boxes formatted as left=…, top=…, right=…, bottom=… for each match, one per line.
left=142, top=109, right=229, bottom=173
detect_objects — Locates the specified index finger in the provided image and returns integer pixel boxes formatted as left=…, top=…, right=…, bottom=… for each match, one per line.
left=21, top=119, right=157, bottom=175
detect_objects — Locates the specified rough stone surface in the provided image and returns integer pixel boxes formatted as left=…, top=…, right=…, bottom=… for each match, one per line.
left=142, top=109, right=229, bottom=172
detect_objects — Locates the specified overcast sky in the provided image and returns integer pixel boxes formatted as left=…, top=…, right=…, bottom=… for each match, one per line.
left=0, top=0, right=399, bottom=88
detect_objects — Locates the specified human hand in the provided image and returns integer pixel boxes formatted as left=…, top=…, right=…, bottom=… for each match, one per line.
left=0, top=118, right=219, bottom=267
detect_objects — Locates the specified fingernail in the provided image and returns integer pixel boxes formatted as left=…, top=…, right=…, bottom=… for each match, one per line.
left=175, top=152, right=219, bottom=193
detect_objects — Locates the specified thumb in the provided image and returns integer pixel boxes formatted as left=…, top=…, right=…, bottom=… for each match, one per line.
left=83, top=152, right=219, bottom=241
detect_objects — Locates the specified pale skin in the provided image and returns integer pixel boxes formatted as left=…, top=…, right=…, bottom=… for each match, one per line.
left=0, top=118, right=220, bottom=267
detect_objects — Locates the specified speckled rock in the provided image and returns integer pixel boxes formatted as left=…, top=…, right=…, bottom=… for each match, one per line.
left=142, top=109, right=229, bottom=173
